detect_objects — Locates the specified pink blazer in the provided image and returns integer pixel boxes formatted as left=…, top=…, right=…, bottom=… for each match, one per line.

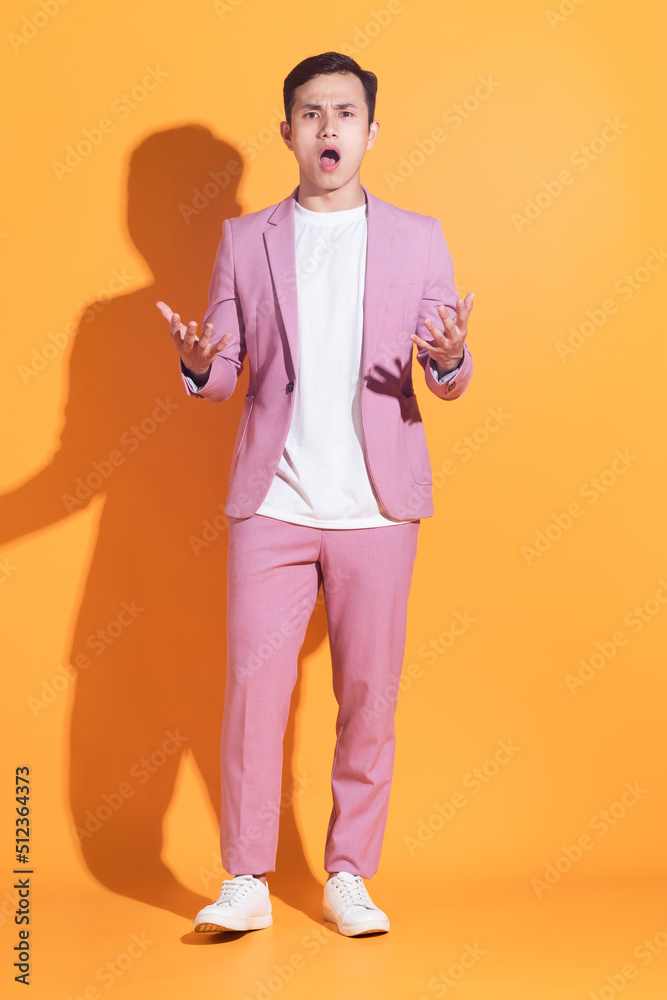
left=182, top=182, right=473, bottom=521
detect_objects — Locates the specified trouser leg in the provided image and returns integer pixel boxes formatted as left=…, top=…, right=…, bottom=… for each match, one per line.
left=221, top=514, right=320, bottom=875
left=319, top=520, right=420, bottom=878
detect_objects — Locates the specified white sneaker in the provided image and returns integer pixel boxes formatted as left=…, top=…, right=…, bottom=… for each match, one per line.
left=193, top=875, right=272, bottom=933
left=323, top=871, right=390, bottom=936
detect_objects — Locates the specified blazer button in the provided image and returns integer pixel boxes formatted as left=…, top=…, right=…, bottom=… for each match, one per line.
left=286, top=381, right=294, bottom=393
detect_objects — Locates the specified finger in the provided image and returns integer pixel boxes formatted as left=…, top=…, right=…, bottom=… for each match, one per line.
left=162, top=302, right=189, bottom=341
left=170, top=311, right=188, bottom=339
left=155, top=300, right=172, bottom=321
left=204, top=332, right=232, bottom=359
left=197, top=322, right=215, bottom=351
left=435, top=314, right=466, bottom=350
left=453, top=294, right=474, bottom=320
left=438, top=303, right=470, bottom=340
left=183, top=320, right=199, bottom=348
left=437, top=304, right=458, bottom=333
left=410, top=332, right=432, bottom=351
left=211, top=331, right=232, bottom=353
left=174, top=315, right=196, bottom=348
left=199, top=324, right=232, bottom=353
left=424, top=316, right=447, bottom=343
left=169, top=312, right=184, bottom=345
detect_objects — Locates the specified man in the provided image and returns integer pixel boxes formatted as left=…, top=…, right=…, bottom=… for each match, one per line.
left=156, top=51, right=474, bottom=937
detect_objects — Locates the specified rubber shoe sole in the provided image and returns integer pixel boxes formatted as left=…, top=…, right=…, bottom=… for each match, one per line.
left=322, top=904, right=389, bottom=936
left=193, top=875, right=273, bottom=933
left=194, top=912, right=273, bottom=933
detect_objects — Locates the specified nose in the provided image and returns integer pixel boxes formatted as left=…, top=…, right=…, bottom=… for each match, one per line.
left=318, top=109, right=338, bottom=137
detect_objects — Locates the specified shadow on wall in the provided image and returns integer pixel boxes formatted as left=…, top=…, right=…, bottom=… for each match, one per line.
left=0, top=125, right=328, bottom=919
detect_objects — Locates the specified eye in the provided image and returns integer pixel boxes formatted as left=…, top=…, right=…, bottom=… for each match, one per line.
left=340, top=111, right=353, bottom=117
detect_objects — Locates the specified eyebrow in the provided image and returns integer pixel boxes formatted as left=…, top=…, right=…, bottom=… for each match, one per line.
left=299, top=102, right=358, bottom=110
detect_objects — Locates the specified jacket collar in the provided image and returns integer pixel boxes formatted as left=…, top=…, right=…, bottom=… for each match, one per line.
left=267, top=181, right=384, bottom=223
left=262, top=182, right=397, bottom=378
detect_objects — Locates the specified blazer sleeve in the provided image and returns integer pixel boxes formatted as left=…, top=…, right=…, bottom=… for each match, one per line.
left=180, top=217, right=247, bottom=402
left=415, top=216, right=473, bottom=401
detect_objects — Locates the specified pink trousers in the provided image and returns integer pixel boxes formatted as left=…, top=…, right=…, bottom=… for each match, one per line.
left=220, top=511, right=420, bottom=879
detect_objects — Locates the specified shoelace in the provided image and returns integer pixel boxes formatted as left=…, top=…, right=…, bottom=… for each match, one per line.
left=331, top=875, right=375, bottom=910
left=215, top=876, right=259, bottom=905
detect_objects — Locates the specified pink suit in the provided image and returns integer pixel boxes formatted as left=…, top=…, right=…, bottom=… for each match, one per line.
left=182, top=184, right=473, bottom=877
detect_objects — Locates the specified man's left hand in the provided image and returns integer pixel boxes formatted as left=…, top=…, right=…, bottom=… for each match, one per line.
left=410, top=292, right=475, bottom=375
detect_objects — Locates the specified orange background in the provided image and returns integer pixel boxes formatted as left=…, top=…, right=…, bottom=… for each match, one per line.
left=1, top=0, right=666, bottom=997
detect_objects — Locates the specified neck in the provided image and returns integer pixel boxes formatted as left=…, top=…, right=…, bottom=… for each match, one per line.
left=296, top=176, right=366, bottom=212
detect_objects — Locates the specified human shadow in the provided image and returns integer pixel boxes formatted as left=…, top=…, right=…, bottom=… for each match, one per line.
left=0, top=124, right=328, bottom=919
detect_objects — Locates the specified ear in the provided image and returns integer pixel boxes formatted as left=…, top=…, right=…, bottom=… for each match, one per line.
left=280, top=120, right=294, bottom=151
left=367, top=120, right=381, bottom=150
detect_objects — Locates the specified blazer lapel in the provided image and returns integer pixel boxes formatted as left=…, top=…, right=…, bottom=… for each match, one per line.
left=262, top=181, right=396, bottom=379
left=360, top=183, right=396, bottom=377
left=262, top=187, right=300, bottom=377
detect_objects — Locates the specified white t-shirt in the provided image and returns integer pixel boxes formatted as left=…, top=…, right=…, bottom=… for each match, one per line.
left=255, top=199, right=416, bottom=528
left=184, top=197, right=461, bottom=526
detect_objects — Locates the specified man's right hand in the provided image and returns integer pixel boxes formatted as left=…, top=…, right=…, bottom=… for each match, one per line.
left=156, top=300, right=232, bottom=378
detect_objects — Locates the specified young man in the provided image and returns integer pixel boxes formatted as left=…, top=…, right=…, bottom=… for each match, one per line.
left=157, top=51, right=474, bottom=937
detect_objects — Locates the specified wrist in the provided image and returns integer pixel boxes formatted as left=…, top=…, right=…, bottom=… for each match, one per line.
left=433, top=354, right=463, bottom=377
left=181, top=359, right=212, bottom=386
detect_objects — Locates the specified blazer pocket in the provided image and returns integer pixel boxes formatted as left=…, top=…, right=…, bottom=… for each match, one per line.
left=398, top=393, right=433, bottom=486
left=229, top=393, right=255, bottom=479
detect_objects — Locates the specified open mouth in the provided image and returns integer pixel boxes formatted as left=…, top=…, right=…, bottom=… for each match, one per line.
left=319, top=147, right=340, bottom=170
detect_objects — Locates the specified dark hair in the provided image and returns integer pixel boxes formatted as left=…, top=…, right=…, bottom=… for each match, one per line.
left=283, top=51, right=378, bottom=129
